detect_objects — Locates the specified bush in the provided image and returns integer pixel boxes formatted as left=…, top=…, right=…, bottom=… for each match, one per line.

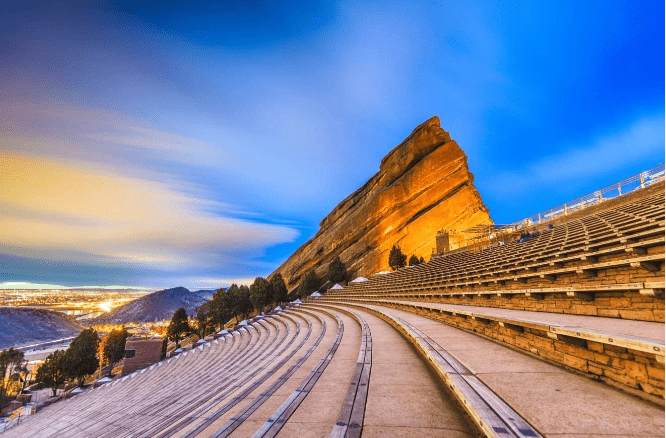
left=167, top=307, right=191, bottom=348
left=64, top=328, right=99, bottom=387
left=297, top=270, right=320, bottom=298
left=388, top=245, right=407, bottom=271
left=328, top=256, right=348, bottom=284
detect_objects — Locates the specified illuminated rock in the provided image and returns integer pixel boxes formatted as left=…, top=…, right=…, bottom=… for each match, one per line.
left=273, top=116, right=492, bottom=290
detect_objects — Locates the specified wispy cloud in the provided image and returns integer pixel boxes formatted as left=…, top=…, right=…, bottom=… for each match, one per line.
left=487, top=111, right=665, bottom=199
left=0, top=282, right=152, bottom=291
left=1, top=153, right=299, bottom=274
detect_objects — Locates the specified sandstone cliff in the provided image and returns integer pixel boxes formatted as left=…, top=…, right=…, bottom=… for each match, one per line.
left=273, top=116, right=492, bottom=290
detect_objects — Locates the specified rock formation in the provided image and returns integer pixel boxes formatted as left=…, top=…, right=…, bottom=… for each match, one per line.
left=273, top=116, right=492, bottom=291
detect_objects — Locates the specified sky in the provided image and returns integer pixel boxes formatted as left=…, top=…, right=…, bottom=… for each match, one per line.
left=1, top=0, right=663, bottom=290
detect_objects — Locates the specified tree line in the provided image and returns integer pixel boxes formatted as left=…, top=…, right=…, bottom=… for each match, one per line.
left=174, top=274, right=291, bottom=346
left=174, top=257, right=351, bottom=346
left=18, top=327, right=130, bottom=399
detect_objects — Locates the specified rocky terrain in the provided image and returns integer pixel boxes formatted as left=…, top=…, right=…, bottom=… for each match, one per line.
left=273, top=116, right=492, bottom=290
left=90, top=286, right=208, bottom=325
left=0, top=307, right=83, bottom=350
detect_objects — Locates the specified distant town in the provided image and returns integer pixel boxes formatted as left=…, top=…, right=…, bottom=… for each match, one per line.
left=0, top=288, right=151, bottom=316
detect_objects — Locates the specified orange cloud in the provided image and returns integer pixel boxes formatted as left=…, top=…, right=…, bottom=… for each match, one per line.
left=1, top=152, right=299, bottom=269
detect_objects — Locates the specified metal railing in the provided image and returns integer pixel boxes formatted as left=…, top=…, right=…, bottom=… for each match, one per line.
left=506, top=163, right=664, bottom=231
left=454, top=164, right=665, bottom=253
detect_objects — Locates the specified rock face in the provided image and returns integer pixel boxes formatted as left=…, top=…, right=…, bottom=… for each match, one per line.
left=273, top=116, right=492, bottom=291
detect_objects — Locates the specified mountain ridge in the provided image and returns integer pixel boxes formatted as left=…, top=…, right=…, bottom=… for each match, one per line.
left=90, top=286, right=207, bottom=325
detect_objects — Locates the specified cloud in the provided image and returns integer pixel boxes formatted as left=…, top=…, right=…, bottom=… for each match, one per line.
left=0, top=152, right=299, bottom=273
left=0, top=101, right=228, bottom=169
left=487, top=111, right=665, bottom=199
left=0, top=282, right=152, bottom=291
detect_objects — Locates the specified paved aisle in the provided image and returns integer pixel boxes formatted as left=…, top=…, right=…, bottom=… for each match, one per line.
left=343, top=307, right=477, bottom=438
left=394, top=301, right=665, bottom=340
left=363, top=303, right=665, bottom=438
left=276, top=310, right=362, bottom=438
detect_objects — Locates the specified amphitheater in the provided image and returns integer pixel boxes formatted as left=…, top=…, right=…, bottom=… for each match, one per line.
left=3, top=173, right=665, bottom=437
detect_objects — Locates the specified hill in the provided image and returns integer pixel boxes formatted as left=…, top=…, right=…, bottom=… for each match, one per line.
left=272, top=116, right=492, bottom=290
left=0, top=307, right=84, bottom=350
left=90, top=286, right=208, bottom=325
left=193, top=289, right=219, bottom=300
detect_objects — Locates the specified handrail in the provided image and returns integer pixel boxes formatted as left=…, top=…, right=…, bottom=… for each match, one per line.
left=457, top=163, right=664, bottom=252
left=505, top=163, right=664, bottom=232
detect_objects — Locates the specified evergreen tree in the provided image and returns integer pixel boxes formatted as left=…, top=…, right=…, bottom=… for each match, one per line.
left=388, top=244, right=407, bottom=271
left=0, top=348, right=24, bottom=406
left=195, top=303, right=213, bottom=339
left=238, top=285, right=254, bottom=320
left=327, top=256, right=348, bottom=284
left=250, top=277, right=272, bottom=313
left=297, top=270, right=320, bottom=298
left=64, top=328, right=100, bottom=387
left=226, top=284, right=242, bottom=323
left=209, top=288, right=232, bottom=329
left=408, top=254, right=420, bottom=266
left=167, top=307, right=191, bottom=348
left=36, top=350, right=67, bottom=397
left=102, top=328, right=128, bottom=377
left=419, top=256, right=425, bottom=264
left=270, top=273, right=289, bottom=304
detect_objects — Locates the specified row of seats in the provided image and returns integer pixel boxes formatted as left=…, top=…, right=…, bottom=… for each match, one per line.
left=327, top=187, right=664, bottom=321
left=6, top=185, right=664, bottom=438
left=7, top=295, right=664, bottom=437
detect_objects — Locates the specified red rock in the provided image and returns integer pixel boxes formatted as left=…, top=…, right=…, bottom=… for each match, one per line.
left=273, top=116, right=492, bottom=290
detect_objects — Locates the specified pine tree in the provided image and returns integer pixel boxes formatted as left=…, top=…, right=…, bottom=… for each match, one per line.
left=270, top=273, right=288, bottom=304
left=328, top=256, right=348, bottom=284
left=167, top=307, right=191, bottom=348
left=297, top=270, right=320, bottom=298
left=226, top=284, right=241, bottom=323
left=36, top=350, right=67, bottom=397
left=238, top=285, right=254, bottom=320
left=64, top=328, right=100, bottom=387
left=388, top=245, right=407, bottom=271
left=0, top=348, right=24, bottom=405
left=250, top=277, right=272, bottom=313
left=209, top=288, right=233, bottom=329
left=195, top=304, right=212, bottom=339
left=102, top=328, right=128, bottom=377
left=408, top=254, right=420, bottom=266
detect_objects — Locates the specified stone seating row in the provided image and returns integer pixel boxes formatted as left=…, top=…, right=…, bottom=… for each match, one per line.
left=342, top=227, right=664, bottom=292
left=328, top=280, right=665, bottom=322
left=308, top=302, right=664, bottom=438
left=6, top=307, right=380, bottom=438
left=314, top=303, right=542, bottom=438
left=315, top=297, right=665, bottom=402
left=188, top=307, right=340, bottom=438
left=14, top=318, right=254, bottom=436
left=7, top=312, right=299, bottom=437
left=327, top=192, right=665, bottom=321
left=246, top=308, right=348, bottom=438
left=149, top=311, right=318, bottom=438
left=334, top=191, right=664, bottom=296
left=101, top=315, right=289, bottom=438
left=38, top=316, right=274, bottom=437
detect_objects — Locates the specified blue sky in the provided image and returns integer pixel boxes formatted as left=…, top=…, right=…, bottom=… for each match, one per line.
left=1, top=0, right=663, bottom=290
